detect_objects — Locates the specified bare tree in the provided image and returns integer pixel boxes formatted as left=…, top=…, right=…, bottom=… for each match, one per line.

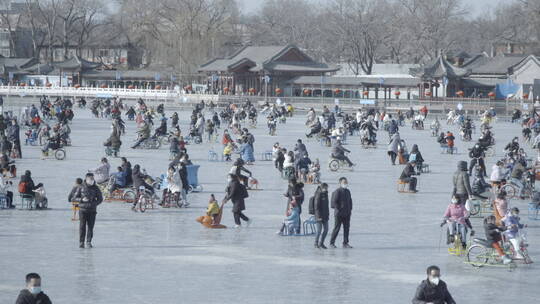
left=325, top=0, right=389, bottom=75
left=0, top=0, right=23, bottom=56
left=398, top=0, right=467, bottom=62
left=34, top=0, right=61, bottom=63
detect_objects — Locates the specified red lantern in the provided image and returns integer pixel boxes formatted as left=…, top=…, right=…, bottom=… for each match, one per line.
left=74, top=84, right=81, bottom=89
left=155, top=85, right=162, bottom=90
left=128, top=85, right=135, bottom=89
left=456, top=90, right=464, bottom=97
left=425, top=91, right=432, bottom=97
left=100, top=84, right=107, bottom=88
left=45, top=83, right=52, bottom=87
left=363, top=91, right=369, bottom=96
left=488, top=92, right=496, bottom=98
left=523, top=93, right=529, bottom=99
left=394, top=91, right=401, bottom=96
left=334, top=89, right=341, bottom=94
left=303, top=89, right=311, bottom=95
left=275, top=88, right=282, bottom=94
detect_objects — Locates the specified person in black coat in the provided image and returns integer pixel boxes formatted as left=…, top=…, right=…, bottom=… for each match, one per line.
left=329, top=177, right=353, bottom=248
left=275, top=148, right=286, bottom=173
left=412, top=265, right=456, bottom=304
left=223, top=174, right=250, bottom=227
left=409, top=144, right=425, bottom=173
left=399, top=160, right=418, bottom=192
left=121, top=157, right=132, bottom=186
left=314, top=183, right=330, bottom=249
left=76, top=173, right=103, bottom=248
left=178, top=160, right=190, bottom=206
left=468, top=143, right=486, bottom=176
left=19, top=170, right=42, bottom=198
left=15, top=273, right=52, bottom=304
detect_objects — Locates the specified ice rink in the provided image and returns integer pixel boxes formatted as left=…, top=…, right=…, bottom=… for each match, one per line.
left=0, top=105, right=538, bottom=303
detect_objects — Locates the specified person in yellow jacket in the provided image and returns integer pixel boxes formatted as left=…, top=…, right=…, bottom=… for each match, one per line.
left=223, top=142, right=234, bottom=161
left=206, top=194, right=221, bottom=225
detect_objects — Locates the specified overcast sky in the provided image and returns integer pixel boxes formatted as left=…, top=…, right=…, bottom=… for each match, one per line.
left=238, top=0, right=513, bottom=16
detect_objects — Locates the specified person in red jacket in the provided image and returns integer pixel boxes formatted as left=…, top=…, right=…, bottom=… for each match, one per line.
left=420, top=105, right=428, bottom=119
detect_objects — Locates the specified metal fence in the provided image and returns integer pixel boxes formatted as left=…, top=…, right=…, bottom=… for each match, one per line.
left=0, top=85, right=531, bottom=116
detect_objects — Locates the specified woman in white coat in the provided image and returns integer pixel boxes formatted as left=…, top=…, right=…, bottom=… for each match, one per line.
left=162, top=166, right=183, bottom=206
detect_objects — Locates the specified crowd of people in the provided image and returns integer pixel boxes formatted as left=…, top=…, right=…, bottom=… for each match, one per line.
left=6, top=91, right=540, bottom=303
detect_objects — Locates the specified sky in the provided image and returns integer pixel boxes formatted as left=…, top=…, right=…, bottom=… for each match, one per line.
left=238, top=0, right=513, bottom=16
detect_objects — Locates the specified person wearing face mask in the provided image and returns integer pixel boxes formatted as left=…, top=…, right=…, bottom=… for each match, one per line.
left=503, top=207, right=527, bottom=260
left=441, top=196, right=473, bottom=249
left=314, top=183, right=330, bottom=249
left=15, top=273, right=52, bottom=304
left=489, top=160, right=504, bottom=189
left=412, top=265, right=455, bottom=304
left=77, top=173, right=103, bottom=248
left=329, top=177, right=353, bottom=248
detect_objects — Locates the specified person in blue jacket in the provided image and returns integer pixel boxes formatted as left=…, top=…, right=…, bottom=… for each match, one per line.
left=108, top=166, right=127, bottom=194
left=239, top=138, right=255, bottom=164
left=277, top=200, right=300, bottom=235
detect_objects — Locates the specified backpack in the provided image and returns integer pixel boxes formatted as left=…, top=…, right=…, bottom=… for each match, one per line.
left=239, top=183, right=249, bottom=199
left=18, top=181, right=27, bottom=193
left=308, top=195, right=316, bottom=215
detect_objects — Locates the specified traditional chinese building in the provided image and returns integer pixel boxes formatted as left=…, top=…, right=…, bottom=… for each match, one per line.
left=198, top=45, right=339, bottom=96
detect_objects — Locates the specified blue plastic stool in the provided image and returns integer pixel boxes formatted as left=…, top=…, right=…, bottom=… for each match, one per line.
left=208, top=150, right=219, bottom=162
left=528, top=202, right=540, bottom=220
left=0, top=194, right=7, bottom=209
left=302, top=216, right=317, bottom=235
left=186, top=165, right=203, bottom=192
left=261, top=151, right=273, bottom=161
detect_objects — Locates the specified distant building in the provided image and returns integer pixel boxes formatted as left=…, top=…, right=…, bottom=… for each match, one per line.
left=411, top=53, right=540, bottom=99
left=199, top=45, right=339, bottom=95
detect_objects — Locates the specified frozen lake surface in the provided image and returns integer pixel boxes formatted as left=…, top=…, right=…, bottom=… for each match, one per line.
left=0, top=107, right=539, bottom=303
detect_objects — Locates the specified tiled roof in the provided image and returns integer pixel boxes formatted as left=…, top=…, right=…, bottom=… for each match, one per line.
left=199, top=45, right=338, bottom=73
left=465, top=55, right=530, bottom=74
left=53, top=56, right=101, bottom=70
left=410, top=56, right=470, bottom=79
